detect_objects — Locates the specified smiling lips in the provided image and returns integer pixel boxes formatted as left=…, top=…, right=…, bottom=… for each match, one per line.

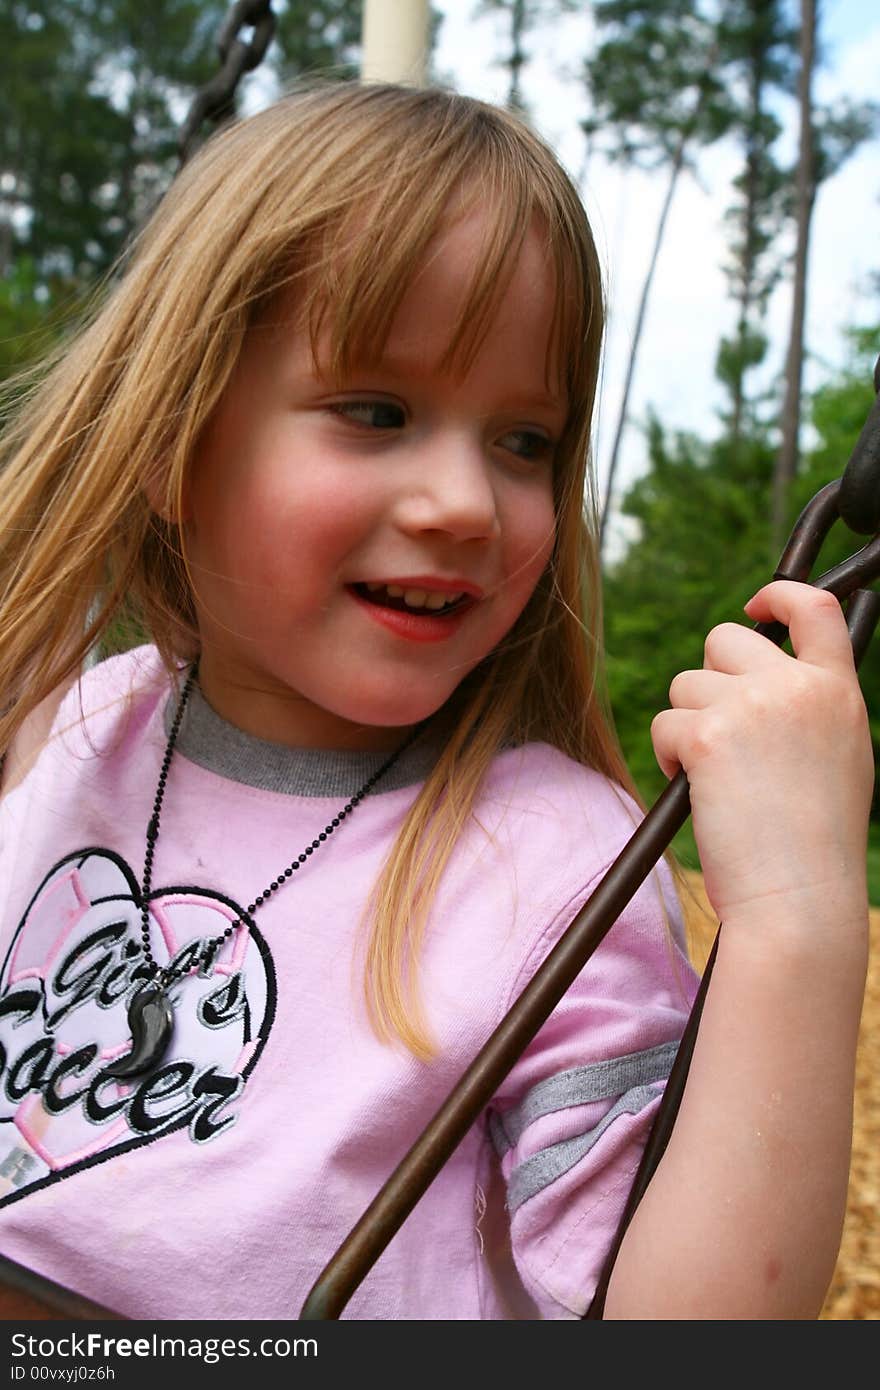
left=348, top=580, right=479, bottom=643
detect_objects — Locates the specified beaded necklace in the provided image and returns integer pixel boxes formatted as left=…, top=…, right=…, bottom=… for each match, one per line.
left=106, top=666, right=419, bottom=1078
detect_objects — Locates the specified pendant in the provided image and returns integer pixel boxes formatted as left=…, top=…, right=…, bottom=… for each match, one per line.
left=104, top=981, right=174, bottom=1079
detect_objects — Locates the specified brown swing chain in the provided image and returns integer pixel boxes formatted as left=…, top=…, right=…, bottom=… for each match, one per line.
left=178, top=0, right=277, bottom=166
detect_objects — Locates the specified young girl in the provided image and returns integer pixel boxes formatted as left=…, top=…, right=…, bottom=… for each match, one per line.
left=0, top=82, right=872, bottom=1321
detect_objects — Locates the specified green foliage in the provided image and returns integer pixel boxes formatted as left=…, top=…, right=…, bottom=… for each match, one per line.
left=721, top=122, right=789, bottom=309
left=810, top=99, right=880, bottom=192
left=602, top=326, right=880, bottom=819
left=794, top=329, right=880, bottom=807
left=716, top=0, right=796, bottom=90
left=1, top=2, right=229, bottom=282
left=0, top=0, right=367, bottom=382
left=603, top=413, right=775, bottom=803
left=0, top=260, right=59, bottom=379
left=0, top=258, right=98, bottom=400
left=271, top=0, right=362, bottom=84
left=583, top=0, right=736, bottom=168
left=805, top=327, right=879, bottom=479
left=715, top=325, right=769, bottom=414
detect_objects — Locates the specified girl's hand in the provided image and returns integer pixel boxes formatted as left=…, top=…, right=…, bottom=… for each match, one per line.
left=650, top=580, right=874, bottom=927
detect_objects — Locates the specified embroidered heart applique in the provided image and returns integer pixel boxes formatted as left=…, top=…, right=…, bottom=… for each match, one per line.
left=0, top=848, right=275, bottom=1205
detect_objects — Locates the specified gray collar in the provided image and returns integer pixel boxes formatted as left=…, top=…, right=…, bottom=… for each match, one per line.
left=163, top=680, right=441, bottom=797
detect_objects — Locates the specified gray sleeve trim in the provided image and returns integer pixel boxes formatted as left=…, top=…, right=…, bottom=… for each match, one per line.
left=505, top=1082, right=664, bottom=1213
left=490, top=1040, right=679, bottom=1157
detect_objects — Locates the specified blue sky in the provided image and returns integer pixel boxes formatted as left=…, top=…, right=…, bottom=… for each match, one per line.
left=823, top=0, right=874, bottom=48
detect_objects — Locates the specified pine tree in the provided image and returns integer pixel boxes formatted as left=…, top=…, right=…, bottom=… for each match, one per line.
left=714, top=0, right=794, bottom=447
left=0, top=0, right=366, bottom=380
left=581, top=1, right=735, bottom=553
left=774, top=0, right=877, bottom=552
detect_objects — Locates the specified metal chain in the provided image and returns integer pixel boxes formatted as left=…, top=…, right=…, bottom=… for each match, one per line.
left=178, top=0, right=277, bottom=166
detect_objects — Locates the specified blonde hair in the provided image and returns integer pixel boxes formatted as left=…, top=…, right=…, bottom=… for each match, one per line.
left=0, top=81, right=682, bottom=1058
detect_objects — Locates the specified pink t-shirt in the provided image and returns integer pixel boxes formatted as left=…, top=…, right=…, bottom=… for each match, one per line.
left=0, top=647, right=696, bottom=1319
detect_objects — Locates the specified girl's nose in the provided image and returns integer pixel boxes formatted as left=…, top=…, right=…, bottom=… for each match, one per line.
left=393, top=435, right=501, bottom=543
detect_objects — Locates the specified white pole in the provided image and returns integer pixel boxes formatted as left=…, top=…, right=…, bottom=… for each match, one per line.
left=361, top=0, right=430, bottom=86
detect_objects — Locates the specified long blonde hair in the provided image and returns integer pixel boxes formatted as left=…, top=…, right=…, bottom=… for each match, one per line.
left=0, top=81, right=676, bottom=1057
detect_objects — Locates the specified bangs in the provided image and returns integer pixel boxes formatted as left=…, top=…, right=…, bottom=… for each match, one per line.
left=288, top=133, right=595, bottom=427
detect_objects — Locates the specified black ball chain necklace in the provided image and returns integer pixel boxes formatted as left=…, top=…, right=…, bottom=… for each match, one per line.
left=106, top=665, right=421, bottom=1080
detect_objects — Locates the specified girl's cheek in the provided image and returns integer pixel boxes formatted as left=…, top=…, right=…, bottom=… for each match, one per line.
left=521, top=503, right=556, bottom=579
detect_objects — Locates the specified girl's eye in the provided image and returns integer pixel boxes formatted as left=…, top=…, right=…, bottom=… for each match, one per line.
left=331, top=400, right=406, bottom=430
left=498, top=429, right=555, bottom=464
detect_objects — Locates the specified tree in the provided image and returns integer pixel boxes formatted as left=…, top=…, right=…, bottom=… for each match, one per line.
left=476, top=0, right=576, bottom=114
left=271, top=0, right=362, bottom=86
left=603, top=412, right=775, bottom=800
left=774, top=0, right=878, bottom=552
left=714, top=0, right=795, bottom=447
left=774, top=0, right=816, bottom=551
left=601, top=317, right=880, bottom=815
left=787, top=324, right=880, bottom=807
left=0, top=3, right=235, bottom=283
left=3, top=2, right=132, bottom=283
left=0, top=0, right=366, bottom=382
left=581, top=0, right=735, bottom=555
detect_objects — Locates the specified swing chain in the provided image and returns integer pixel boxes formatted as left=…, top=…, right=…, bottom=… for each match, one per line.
left=178, top=0, right=277, bottom=166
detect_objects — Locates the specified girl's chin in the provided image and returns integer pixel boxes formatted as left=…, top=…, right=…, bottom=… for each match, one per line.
left=325, top=696, right=453, bottom=736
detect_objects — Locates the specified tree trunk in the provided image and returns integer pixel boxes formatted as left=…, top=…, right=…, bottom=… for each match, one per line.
left=599, top=146, right=687, bottom=557
left=0, top=215, right=12, bottom=279
left=730, top=33, right=765, bottom=447
left=596, top=32, right=721, bottom=557
left=508, top=0, right=526, bottom=111
left=773, top=0, right=816, bottom=553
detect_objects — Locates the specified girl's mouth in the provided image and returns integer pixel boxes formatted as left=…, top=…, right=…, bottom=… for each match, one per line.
left=350, top=582, right=470, bottom=617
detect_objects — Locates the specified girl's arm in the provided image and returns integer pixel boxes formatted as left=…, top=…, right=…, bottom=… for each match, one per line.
left=604, top=580, right=873, bottom=1319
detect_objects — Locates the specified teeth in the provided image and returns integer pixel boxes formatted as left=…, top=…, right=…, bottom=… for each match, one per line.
left=361, top=583, right=466, bottom=611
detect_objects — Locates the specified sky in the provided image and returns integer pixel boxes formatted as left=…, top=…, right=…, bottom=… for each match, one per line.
left=429, top=0, right=880, bottom=558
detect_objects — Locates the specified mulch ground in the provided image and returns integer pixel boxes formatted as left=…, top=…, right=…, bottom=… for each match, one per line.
left=681, top=871, right=879, bottom=1320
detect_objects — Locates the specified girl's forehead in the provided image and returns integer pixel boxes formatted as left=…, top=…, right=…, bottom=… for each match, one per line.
left=389, top=216, right=563, bottom=382
left=260, top=204, right=567, bottom=394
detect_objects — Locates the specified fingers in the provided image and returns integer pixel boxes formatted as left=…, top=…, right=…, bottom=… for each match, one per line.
left=702, top=624, right=779, bottom=675
left=650, top=706, right=695, bottom=781
left=657, top=669, right=734, bottom=778
left=668, top=668, right=729, bottom=709
left=699, top=581, right=855, bottom=676
left=742, top=580, right=856, bottom=674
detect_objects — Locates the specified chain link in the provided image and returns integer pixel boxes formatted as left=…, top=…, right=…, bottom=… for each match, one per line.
left=178, top=0, right=277, bottom=166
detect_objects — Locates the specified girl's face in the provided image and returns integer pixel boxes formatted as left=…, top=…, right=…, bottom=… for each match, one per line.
left=181, top=210, right=566, bottom=749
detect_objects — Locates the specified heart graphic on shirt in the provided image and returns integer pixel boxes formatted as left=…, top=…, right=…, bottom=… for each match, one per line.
left=0, top=848, right=276, bottom=1207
